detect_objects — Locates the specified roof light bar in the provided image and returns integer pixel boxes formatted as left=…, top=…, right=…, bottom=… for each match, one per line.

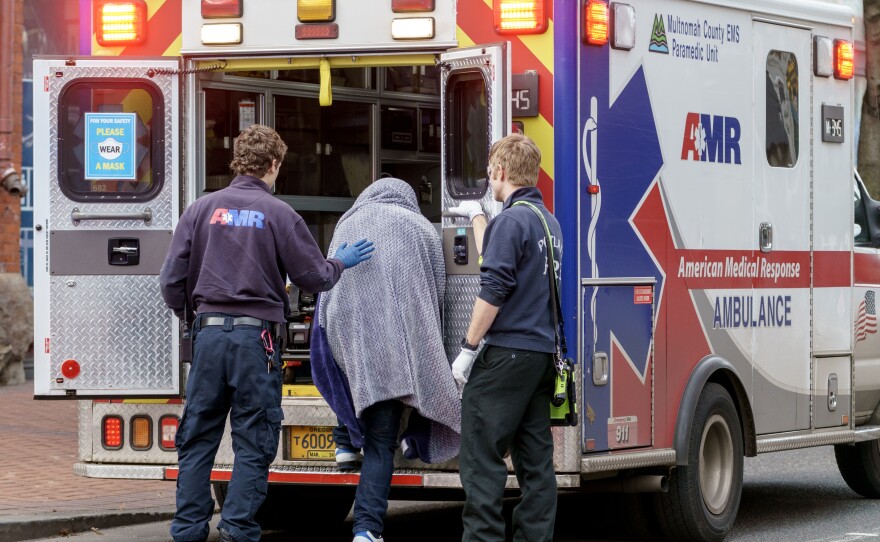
left=493, top=0, right=547, bottom=35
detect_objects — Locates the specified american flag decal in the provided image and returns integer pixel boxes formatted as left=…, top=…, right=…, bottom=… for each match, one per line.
left=855, top=290, right=878, bottom=344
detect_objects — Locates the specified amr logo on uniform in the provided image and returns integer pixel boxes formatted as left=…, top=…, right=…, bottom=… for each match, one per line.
left=209, top=208, right=265, bottom=228
left=681, top=113, right=742, bottom=164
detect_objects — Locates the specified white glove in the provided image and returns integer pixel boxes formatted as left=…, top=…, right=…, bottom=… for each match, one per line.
left=452, top=348, right=479, bottom=386
left=448, top=201, right=485, bottom=222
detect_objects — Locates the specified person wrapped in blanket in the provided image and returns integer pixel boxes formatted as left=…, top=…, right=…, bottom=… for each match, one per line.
left=310, top=177, right=461, bottom=542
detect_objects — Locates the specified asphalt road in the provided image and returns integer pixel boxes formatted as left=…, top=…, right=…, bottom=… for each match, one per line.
left=30, top=446, right=880, bottom=541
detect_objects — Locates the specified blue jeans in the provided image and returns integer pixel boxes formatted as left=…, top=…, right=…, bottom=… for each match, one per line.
left=170, top=314, right=282, bottom=542
left=352, top=400, right=404, bottom=535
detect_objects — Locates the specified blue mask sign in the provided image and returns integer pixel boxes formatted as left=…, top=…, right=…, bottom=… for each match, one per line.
left=84, top=112, right=137, bottom=180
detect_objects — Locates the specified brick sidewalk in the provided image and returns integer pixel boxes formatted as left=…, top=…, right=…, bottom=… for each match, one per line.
left=0, top=382, right=176, bottom=517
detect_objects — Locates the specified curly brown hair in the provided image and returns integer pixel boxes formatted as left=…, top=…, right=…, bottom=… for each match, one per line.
left=229, top=124, right=288, bottom=178
left=488, top=133, right=541, bottom=188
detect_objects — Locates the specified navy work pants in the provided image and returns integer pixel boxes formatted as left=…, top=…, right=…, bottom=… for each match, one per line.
left=171, top=313, right=283, bottom=542
left=460, top=345, right=557, bottom=542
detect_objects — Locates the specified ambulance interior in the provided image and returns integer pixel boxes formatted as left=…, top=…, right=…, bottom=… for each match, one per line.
left=200, top=64, right=478, bottom=249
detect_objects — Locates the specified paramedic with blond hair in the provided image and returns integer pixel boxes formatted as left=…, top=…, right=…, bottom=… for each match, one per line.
left=160, top=124, right=374, bottom=542
left=448, top=133, right=563, bottom=542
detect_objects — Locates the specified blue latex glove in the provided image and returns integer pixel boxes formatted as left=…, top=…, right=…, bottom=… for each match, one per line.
left=334, top=239, right=375, bottom=269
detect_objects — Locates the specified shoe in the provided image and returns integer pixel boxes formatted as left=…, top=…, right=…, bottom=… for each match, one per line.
left=336, top=446, right=363, bottom=471
left=353, top=531, right=384, bottom=542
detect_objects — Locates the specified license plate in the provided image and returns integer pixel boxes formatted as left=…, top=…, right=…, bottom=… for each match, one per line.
left=287, top=425, right=335, bottom=460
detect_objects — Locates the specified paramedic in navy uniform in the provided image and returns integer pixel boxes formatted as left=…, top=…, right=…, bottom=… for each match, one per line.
left=159, top=124, right=374, bottom=542
left=447, top=133, right=562, bottom=542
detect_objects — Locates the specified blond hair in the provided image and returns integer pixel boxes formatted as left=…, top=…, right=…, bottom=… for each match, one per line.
left=488, top=133, right=541, bottom=187
left=230, top=124, right=288, bottom=178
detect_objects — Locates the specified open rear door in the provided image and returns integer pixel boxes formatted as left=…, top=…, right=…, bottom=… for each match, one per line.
left=33, top=58, right=181, bottom=397
left=439, top=44, right=509, bottom=358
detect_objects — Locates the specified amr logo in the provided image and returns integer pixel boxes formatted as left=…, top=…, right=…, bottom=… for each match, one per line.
left=680, top=112, right=742, bottom=165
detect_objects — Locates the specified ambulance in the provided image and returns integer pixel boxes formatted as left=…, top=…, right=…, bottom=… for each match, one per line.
left=32, top=0, right=880, bottom=539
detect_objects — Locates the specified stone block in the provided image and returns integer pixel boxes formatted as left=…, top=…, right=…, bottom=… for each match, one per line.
left=0, top=273, right=34, bottom=386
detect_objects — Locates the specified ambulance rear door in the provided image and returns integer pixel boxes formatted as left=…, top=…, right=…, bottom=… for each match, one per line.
left=439, top=44, right=509, bottom=357
left=33, top=58, right=181, bottom=397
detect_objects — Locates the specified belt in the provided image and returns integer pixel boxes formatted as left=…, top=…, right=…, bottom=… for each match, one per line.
left=201, top=316, right=265, bottom=328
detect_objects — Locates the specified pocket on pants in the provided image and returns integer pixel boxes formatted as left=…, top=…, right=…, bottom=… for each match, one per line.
left=260, top=406, right=284, bottom=463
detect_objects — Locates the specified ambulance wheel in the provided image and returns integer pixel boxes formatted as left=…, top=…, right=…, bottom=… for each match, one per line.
left=657, top=383, right=743, bottom=541
left=213, top=482, right=354, bottom=531
left=834, top=440, right=880, bottom=498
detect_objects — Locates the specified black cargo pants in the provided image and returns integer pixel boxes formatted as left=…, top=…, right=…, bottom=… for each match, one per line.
left=459, top=345, right=558, bottom=542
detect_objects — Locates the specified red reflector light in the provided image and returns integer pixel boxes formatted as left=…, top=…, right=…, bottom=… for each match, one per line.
left=392, top=0, right=434, bottom=12
left=834, top=39, right=854, bottom=80
left=584, top=0, right=609, bottom=46
left=202, top=0, right=243, bottom=18
left=494, top=0, right=547, bottom=34
left=295, top=23, right=339, bottom=40
left=95, top=0, right=147, bottom=46
left=587, top=185, right=600, bottom=194
left=159, top=415, right=179, bottom=450
left=102, top=416, right=124, bottom=450
left=61, top=359, right=80, bottom=379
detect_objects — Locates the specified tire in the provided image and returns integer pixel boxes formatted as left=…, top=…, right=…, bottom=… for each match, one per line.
left=657, top=383, right=744, bottom=541
left=835, top=439, right=880, bottom=498
left=212, top=482, right=355, bottom=531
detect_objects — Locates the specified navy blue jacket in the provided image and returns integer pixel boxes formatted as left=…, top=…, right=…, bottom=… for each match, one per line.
left=479, top=186, right=563, bottom=353
left=159, top=175, right=344, bottom=324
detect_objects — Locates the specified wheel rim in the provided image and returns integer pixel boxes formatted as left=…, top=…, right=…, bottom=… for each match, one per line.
left=699, top=413, right=734, bottom=515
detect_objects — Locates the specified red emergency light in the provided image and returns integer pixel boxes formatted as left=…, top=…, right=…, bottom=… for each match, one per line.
left=95, top=0, right=147, bottom=46
left=834, top=39, right=854, bottom=80
left=202, top=0, right=243, bottom=19
left=583, top=0, right=609, bottom=46
left=493, top=0, right=548, bottom=35
left=392, top=0, right=434, bottom=12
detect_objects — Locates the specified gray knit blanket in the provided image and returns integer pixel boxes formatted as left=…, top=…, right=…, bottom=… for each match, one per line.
left=318, top=178, right=461, bottom=463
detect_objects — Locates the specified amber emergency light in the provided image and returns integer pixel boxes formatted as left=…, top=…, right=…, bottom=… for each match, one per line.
left=298, top=0, right=335, bottom=22
left=130, top=416, right=152, bottom=450
left=202, top=0, right=243, bottom=18
left=95, top=0, right=147, bottom=46
left=493, top=0, right=547, bottom=34
left=584, top=0, right=609, bottom=46
left=834, top=39, right=854, bottom=80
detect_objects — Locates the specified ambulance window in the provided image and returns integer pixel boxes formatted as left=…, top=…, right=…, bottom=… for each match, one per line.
left=277, top=67, right=374, bottom=90
left=854, top=181, right=870, bottom=245
left=385, top=66, right=440, bottom=95
left=204, top=88, right=263, bottom=191
left=446, top=71, right=489, bottom=199
left=298, top=211, right=343, bottom=254
left=58, top=80, right=163, bottom=201
left=765, top=51, right=799, bottom=168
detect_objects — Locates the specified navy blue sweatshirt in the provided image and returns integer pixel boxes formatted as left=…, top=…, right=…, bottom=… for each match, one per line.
left=159, top=175, right=344, bottom=324
left=478, top=186, right=563, bottom=353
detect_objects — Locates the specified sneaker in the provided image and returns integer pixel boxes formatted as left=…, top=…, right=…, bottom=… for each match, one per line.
left=353, top=531, right=384, bottom=542
left=336, top=446, right=363, bottom=471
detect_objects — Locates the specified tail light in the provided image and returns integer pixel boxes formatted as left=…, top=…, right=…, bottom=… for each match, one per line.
left=584, top=0, right=609, bottom=46
left=493, top=0, right=548, bottom=34
left=160, top=415, right=179, bottom=450
left=202, top=0, right=243, bottom=18
left=130, top=416, right=152, bottom=450
left=95, top=0, right=147, bottom=47
left=102, top=415, right=124, bottom=450
left=834, top=39, right=854, bottom=80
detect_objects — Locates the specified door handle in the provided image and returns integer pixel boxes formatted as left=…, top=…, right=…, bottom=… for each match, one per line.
left=71, top=207, right=152, bottom=225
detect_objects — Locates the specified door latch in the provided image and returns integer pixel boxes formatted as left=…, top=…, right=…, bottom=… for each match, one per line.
left=593, top=351, right=608, bottom=385
left=108, top=238, right=140, bottom=266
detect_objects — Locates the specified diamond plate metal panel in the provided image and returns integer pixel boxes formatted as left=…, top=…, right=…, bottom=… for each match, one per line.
left=443, top=275, right=481, bottom=360
left=75, top=463, right=167, bottom=479
left=51, top=275, right=173, bottom=392
left=47, top=65, right=174, bottom=231
left=79, top=401, right=93, bottom=461
left=91, top=403, right=182, bottom=463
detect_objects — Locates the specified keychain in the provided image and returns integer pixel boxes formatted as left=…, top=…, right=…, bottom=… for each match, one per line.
left=261, top=329, right=275, bottom=373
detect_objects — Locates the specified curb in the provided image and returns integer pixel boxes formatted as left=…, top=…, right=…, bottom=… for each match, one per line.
left=0, top=507, right=175, bottom=542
